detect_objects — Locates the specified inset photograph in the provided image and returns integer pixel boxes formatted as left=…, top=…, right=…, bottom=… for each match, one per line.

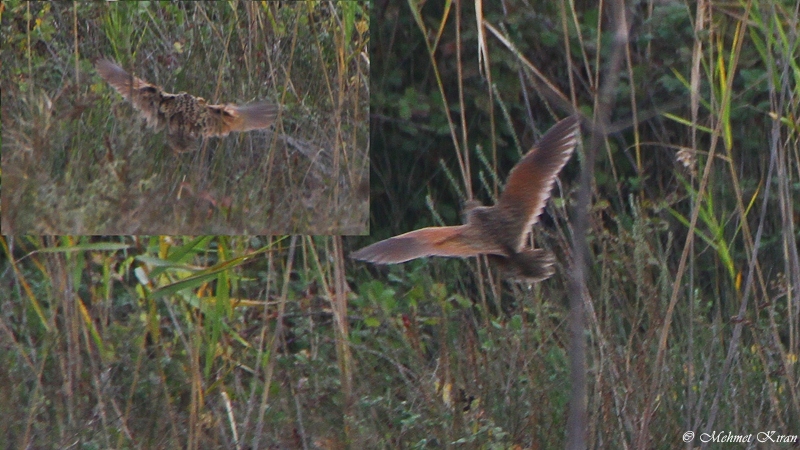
left=2, top=1, right=369, bottom=234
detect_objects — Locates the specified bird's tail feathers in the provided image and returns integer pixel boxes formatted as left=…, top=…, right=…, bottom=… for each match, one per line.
left=489, top=249, right=556, bottom=283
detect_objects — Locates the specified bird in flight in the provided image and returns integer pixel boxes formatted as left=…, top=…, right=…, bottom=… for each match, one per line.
left=351, top=115, right=580, bottom=282
left=96, top=59, right=279, bottom=152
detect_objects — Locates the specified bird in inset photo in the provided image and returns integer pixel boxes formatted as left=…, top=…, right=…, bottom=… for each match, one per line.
left=95, top=59, right=279, bottom=152
left=352, top=115, right=580, bottom=282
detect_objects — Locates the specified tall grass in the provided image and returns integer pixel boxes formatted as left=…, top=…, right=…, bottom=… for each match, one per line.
left=1, top=1, right=369, bottom=234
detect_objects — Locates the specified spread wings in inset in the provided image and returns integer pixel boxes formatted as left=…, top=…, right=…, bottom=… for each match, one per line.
left=95, top=59, right=279, bottom=152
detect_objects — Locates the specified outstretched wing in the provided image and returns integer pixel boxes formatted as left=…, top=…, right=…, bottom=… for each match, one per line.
left=497, top=115, right=580, bottom=251
left=351, top=225, right=487, bottom=264
left=97, top=59, right=279, bottom=150
left=95, top=59, right=163, bottom=129
left=202, top=102, right=280, bottom=137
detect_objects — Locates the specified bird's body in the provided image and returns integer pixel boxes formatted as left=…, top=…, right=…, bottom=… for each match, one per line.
left=95, top=59, right=278, bottom=152
left=352, top=115, right=580, bottom=282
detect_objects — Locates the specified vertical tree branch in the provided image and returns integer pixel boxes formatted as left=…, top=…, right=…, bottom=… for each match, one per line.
left=567, top=0, right=628, bottom=448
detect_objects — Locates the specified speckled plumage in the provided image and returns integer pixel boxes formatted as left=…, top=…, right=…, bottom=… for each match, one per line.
left=96, top=59, right=278, bottom=152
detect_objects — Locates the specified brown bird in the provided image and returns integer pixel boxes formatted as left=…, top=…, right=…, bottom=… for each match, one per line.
left=95, top=59, right=278, bottom=152
left=351, top=115, right=580, bottom=282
